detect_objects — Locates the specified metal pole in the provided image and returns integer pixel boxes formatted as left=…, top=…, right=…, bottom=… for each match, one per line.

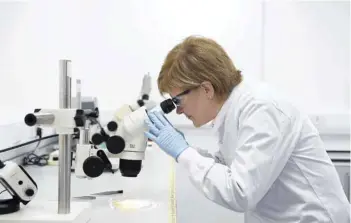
left=84, top=127, right=90, bottom=144
left=76, top=78, right=90, bottom=145
left=76, top=79, right=82, bottom=109
left=79, top=123, right=90, bottom=145
left=58, top=59, right=72, bottom=214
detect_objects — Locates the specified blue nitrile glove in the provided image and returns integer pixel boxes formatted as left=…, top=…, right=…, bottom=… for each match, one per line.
left=144, top=111, right=189, bottom=160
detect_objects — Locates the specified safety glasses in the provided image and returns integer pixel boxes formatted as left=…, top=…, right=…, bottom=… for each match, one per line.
left=171, top=88, right=194, bottom=107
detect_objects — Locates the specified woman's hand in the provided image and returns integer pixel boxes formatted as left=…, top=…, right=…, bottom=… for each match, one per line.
left=144, top=111, right=189, bottom=160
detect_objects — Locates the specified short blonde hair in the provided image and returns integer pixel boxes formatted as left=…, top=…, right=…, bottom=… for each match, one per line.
left=158, top=35, right=242, bottom=101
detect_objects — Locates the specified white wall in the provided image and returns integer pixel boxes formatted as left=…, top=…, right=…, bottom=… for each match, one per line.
left=0, top=1, right=349, bottom=154
left=260, top=1, right=350, bottom=152
left=0, top=0, right=263, bottom=127
left=262, top=1, right=350, bottom=114
left=0, top=1, right=75, bottom=125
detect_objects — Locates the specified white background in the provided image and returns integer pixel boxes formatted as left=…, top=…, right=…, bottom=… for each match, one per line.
left=0, top=0, right=349, bottom=128
left=263, top=1, right=350, bottom=114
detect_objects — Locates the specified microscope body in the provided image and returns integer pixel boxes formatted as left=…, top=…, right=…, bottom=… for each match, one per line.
left=92, top=98, right=175, bottom=177
left=73, top=104, right=149, bottom=178
left=103, top=104, right=149, bottom=177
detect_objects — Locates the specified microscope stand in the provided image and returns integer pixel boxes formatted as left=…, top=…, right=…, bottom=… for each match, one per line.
left=2, top=60, right=96, bottom=223
left=0, top=201, right=91, bottom=223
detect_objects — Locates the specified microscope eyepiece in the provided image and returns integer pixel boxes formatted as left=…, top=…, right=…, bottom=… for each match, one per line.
left=137, top=99, right=145, bottom=107
left=142, top=94, right=149, bottom=100
left=160, top=99, right=176, bottom=114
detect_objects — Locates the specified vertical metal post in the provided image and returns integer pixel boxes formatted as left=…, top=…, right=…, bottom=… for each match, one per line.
left=76, top=78, right=90, bottom=145
left=76, top=79, right=82, bottom=109
left=58, top=60, right=72, bottom=214
left=79, top=124, right=90, bottom=145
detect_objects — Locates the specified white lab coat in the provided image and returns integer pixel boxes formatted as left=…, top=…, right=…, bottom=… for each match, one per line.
left=178, top=79, right=350, bottom=223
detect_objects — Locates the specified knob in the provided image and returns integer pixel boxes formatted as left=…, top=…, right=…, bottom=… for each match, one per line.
left=25, top=188, right=35, bottom=197
left=107, top=121, right=118, bottom=132
left=91, top=133, right=104, bottom=145
left=83, top=156, right=105, bottom=178
left=106, top=135, right=125, bottom=154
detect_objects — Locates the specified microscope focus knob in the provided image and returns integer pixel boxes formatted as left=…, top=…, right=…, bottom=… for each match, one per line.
left=106, top=135, right=125, bottom=154
left=107, top=121, right=118, bottom=132
left=83, top=156, right=105, bottom=178
left=91, top=133, right=104, bottom=145
left=25, top=188, right=35, bottom=197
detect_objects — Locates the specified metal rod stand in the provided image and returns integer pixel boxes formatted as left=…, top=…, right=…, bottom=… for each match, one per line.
left=58, top=59, right=72, bottom=214
left=76, top=79, right=82, bottom=109
left=76, top=79, right=89, bottom=144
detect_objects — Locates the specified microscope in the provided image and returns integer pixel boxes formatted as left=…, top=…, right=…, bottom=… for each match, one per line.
left=90, top=97, right=175, bottom=177
left=72, top=107, right=116, bottom=179
left=73, top=73, right=161, bottom=179
left=74, top=91, right=175, bottom=178
left=24, top=96, right=176, bottom=180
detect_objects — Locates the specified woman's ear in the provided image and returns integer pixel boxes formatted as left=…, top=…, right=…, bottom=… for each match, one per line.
left=201, top=81, right=215, bottom=99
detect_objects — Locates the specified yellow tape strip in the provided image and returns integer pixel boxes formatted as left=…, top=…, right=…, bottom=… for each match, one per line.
left=169, top=158, right=177, bottom=223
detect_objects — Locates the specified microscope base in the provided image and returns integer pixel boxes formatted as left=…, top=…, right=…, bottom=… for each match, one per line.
left=0, top=201, right=91, bottom=223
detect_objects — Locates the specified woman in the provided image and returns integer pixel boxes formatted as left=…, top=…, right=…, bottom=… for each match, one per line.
left=144, top=36, right=350, bottom=223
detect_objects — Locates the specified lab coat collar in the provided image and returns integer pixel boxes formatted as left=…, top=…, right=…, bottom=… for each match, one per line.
left=211, top=80, right=246, bottom=133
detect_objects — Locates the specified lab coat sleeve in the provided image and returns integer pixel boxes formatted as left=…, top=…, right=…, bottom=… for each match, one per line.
left=178, top=103, right=297, bottom=212
left=194, top=147, right=226, bottom=164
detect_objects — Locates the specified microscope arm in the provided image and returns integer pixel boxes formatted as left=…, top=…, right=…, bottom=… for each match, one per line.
left=24, top=108, right=116, bottom=180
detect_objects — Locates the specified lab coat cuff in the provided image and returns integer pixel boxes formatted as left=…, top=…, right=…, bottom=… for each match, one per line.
left=177, top=147, right=215, bottom=172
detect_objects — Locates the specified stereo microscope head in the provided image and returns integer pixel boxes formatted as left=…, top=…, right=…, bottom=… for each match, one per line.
left=92, top=98, right=176, bottom=177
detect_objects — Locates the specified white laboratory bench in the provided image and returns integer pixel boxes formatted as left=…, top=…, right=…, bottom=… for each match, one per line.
left=3, top=146, right=172, bottom=223
left=0, top=143, right=245, bottom=223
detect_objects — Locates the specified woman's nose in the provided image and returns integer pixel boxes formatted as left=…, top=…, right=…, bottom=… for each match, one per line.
left=176, top=106, right=183, bottom=114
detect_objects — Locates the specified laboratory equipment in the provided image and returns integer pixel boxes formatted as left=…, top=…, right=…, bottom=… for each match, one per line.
left=90, top=97, right=176, bottom=177
left=89, top=71, right=155, bottom=148
left=74, top=138, right=114, bottom=179
left=71, top=96, right=98, bottom=111
left=0, top=60, right=91, bottom=223
left=24, top=107, right=116, bottom=178
left=74, top=73, right=156, bottom=178
left=0, top=160, right=37, bottom=214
